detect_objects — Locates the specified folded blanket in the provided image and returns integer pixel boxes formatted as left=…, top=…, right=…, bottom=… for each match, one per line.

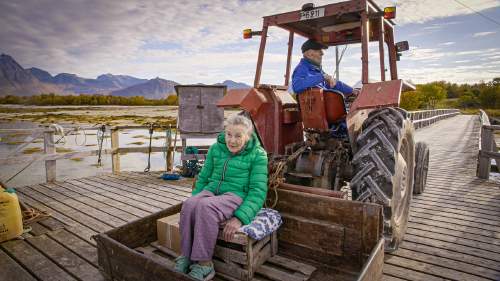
left=239, top=208, right=282, bottom=240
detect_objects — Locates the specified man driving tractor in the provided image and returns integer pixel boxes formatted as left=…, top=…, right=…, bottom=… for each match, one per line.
left=292, top=39, right=354, bottom=96
left=292, top=39, right=355, bottom=138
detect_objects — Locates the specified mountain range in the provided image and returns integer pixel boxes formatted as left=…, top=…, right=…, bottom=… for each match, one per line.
left=0, top=53, right=251, bottom=99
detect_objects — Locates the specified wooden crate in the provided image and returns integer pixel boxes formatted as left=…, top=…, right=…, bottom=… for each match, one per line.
left=213, top=231, right=278, bottom=281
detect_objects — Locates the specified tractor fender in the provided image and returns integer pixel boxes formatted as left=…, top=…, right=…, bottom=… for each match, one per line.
left=347, top=79, right=406, bottom=151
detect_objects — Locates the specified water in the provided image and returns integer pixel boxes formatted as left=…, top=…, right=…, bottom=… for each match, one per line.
left=0, top=120, right=217, bottom=187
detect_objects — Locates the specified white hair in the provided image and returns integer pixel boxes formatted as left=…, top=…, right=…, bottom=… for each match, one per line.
left=224, top=113, right=254, bottom=137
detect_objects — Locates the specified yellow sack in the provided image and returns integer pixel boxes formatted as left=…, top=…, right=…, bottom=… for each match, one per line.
left=0, top=187, right=23, bottom=242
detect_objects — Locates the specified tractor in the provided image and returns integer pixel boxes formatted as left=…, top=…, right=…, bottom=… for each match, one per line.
left=218, top=0, right=429, bottom=252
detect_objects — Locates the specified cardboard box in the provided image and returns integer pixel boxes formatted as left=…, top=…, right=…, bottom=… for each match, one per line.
left=157, top=213, right=181, bottom=255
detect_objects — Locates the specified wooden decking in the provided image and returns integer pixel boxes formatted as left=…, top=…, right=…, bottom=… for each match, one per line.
left=384, top=115, right=500, bottom=281
left=1, top=114, right=499, bottom=281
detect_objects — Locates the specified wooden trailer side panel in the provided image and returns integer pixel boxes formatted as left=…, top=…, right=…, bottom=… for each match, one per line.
left=357, top=239, right=384, bottom=281
left=274, top=188, right=383, bottom=268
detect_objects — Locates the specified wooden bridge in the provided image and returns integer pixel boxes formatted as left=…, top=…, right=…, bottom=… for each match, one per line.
left=1, top=113, right=499, bottom=281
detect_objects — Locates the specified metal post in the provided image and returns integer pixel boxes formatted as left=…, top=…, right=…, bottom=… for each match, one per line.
left=111, top=129, right=120, bottom=174
left=254, top=24, right=268, bottom=87
left=44, top=130, right=56, bottom=182
left=361, top=11, right=369, bottom=84
left=284, top=31, right=294, bottom=86
left=335, top=46, right=340, bottom=81
left=378, top=18, right=386, bottom=81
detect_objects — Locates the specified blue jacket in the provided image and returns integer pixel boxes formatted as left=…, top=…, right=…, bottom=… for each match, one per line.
left=292, top=58, right=353, bottom=95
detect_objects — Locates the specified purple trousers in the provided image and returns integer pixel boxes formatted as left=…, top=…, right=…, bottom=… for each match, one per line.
left=179, top=190, right=242, bottom=261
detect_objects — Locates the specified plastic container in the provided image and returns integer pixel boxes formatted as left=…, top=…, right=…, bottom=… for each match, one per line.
left=0, top=187, right=23, bottom=242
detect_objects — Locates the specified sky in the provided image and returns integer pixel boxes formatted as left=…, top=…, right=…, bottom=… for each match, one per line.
left=1, top=0, right=499, bottom=86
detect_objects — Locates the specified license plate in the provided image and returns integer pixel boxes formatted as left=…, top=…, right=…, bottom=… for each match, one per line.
left=300, top=7, right=325, bottom=20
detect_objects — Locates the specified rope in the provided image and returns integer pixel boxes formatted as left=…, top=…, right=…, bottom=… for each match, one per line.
left=22, top=207, right=50, bottom=225
left=265, top=145, right=307, bottom=208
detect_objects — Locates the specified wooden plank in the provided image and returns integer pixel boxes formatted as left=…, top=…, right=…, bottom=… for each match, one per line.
left=16, top=191, right=98, bottom=245
left=38, top=217, right=66, bottom=231
left=121, top=170, right=193, bottom=188
left=214, top=245, right=247, bottom=265
left=266, top=255, right=316, bottom=276
left=410, top=206, right=500, bottom=228
left=392, top=247, right=500, bottom=280
left=47, top=229, right=99, bottom=267
left=412, top=200, right=500, bottom=220
left=279, top=212, right=345, bottom=256
left=358, top=239, right=384, bottom=281
left=409, top=215, right=500, bottom=239
left=73, top=178, right=163, bottom=213
left=382, top=263, right=447, bottom=281
left=1, top=239, right=78, bottom=281
left=134, top=245, right=175, bottom=268
left=408, top=224, right=500, bottom=248
left=119, top=171, right=194, bottom=192
left=410, top=209, right=500, bottom=233
left=34, top=183, right=127, bottom=228
left=403, top=233, right=500, bottom=262
left=385, top=255, right=491, bottom=281
left=99, top=174, right=190, bottom=201
left=17, top=185, right=113, bottom=233
left=46, top=182, right=139, bottom=222
left=54, top=181, right=148, bottom=218
left=104, top=173, right=191, bottom=197
left=69, top=178, right=159, bottom=214
left=382, top=275, right=407, bottom=281
left=0, top=248, right=37, bottom=281
left=413, top=196, right=500, bottom=213
left=28, top=222, right=51, bottom=236
left=27, top=234, right=104, bottom=281
left=256, top=262, right=310, bottom=281
left=399, top=240, right=500, bottom=272
left=419, top=189, right=500, bottom=206
left=83, top=177, right=180, bottom=207
left=117, top=173, right=193, bottom=196
left=422, top=189, right=500, bottom=205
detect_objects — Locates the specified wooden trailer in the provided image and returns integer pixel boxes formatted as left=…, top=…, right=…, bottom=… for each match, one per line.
left=94, top=188, right=384, bottom=281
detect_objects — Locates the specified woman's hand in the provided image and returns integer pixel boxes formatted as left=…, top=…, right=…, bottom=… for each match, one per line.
left=222, top=217, right=242, bottom=241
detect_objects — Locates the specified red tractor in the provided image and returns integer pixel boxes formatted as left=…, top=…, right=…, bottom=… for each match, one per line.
left=219, top=0, right=428, bottom=252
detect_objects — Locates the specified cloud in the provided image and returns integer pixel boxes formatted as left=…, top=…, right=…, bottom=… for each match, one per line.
left=439, top=42, right=456, bottom=46
left=379, top=0, right=500, bottom=25
left=472, top=31, right=497, bottom=37
left=0, top=0, right=499, bottom=85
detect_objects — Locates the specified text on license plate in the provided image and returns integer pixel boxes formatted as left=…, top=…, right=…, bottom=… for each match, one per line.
left=300, top=7, right=325, bottom=20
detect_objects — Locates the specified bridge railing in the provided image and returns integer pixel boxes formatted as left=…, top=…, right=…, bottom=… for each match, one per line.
left=0, top=125, right=208, bottom=183
left=477, top=110, right=500, bottom=179
left=408, top=109, right=460, bottom=129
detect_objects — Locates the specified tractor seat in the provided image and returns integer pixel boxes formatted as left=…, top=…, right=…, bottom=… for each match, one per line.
left=297, top=88, right=347, bottom=132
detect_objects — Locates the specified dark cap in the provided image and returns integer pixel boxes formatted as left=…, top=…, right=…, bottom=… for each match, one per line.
left=301, top=39, right=328, bottom=53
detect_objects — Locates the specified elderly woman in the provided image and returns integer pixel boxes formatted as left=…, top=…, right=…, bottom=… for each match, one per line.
left=175, top=114, right=268, bottom=280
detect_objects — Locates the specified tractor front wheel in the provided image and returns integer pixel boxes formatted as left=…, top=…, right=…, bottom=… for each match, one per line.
left=351, top=107, right=415, bottom=252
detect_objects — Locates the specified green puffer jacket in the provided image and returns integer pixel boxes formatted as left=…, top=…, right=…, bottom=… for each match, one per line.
left=192, top=131, right=268, bottom=225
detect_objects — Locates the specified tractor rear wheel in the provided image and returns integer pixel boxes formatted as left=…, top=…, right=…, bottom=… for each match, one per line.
left=351, top=107, right=415, bottom=252
left=413, top=142, right=429, bottom=195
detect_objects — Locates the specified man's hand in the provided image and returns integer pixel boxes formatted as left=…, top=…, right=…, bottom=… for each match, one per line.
left=222, top=217, right=242, bottom=241
left=323, top=73, right=337, bottom=87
